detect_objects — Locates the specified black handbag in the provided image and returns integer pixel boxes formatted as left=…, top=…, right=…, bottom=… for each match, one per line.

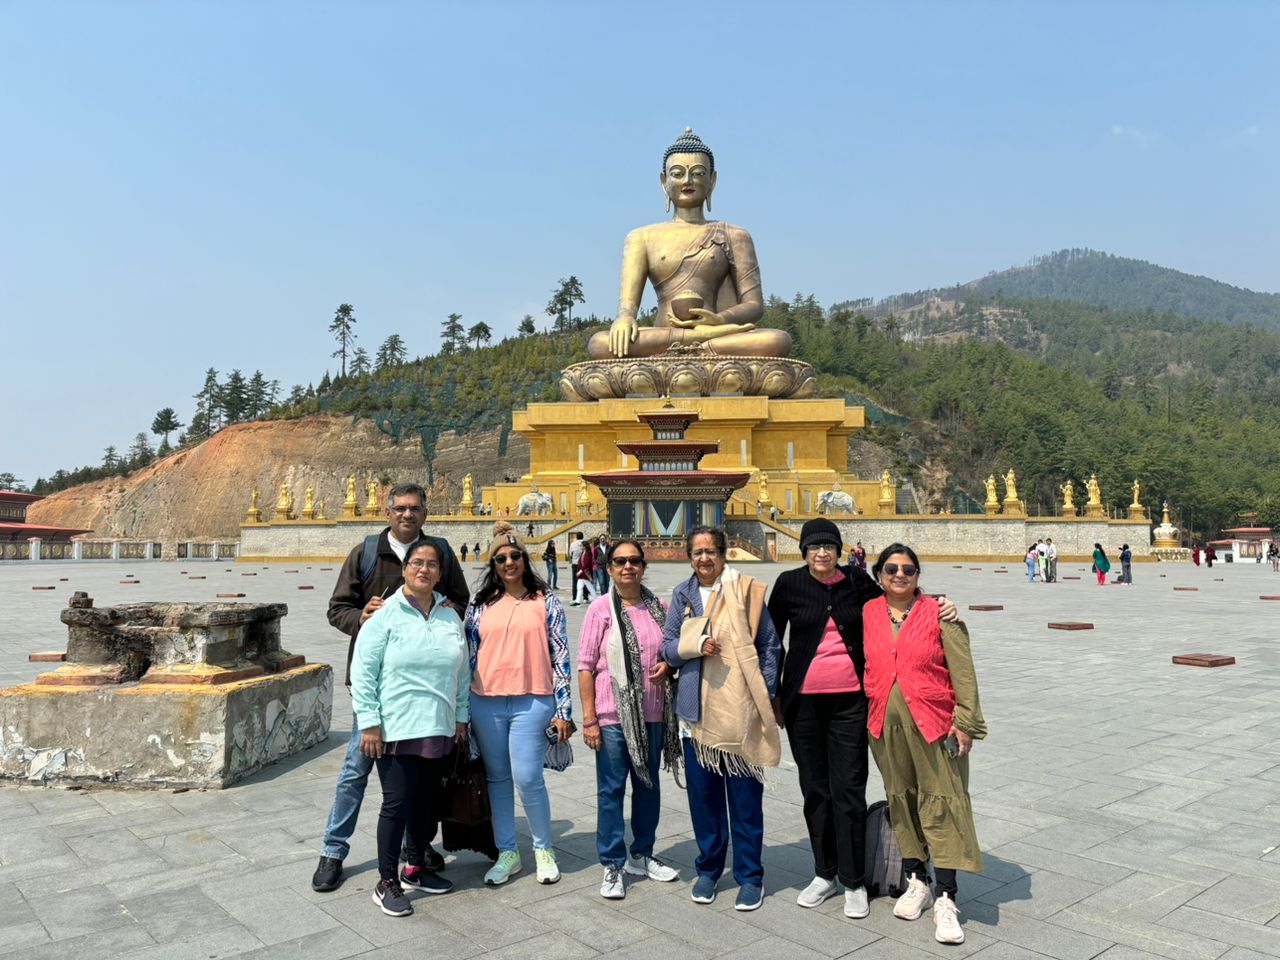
left=441, top=748, right=491, bottom=826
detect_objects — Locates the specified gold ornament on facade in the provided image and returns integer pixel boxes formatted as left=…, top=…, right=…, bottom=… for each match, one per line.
left=562, top=127, right=815, bottom=400
left=757, top=472, right=771, bottom=505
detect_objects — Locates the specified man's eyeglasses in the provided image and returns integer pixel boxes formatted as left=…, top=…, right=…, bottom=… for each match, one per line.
left=882, top=563, right=918, bottom=577
left=493, top=551, right=524, bottom=565
left=388, top=504, right=424, bottom=514
left=406, top=559, right=440, bottom=571
left=610, top=556, right=644, bottom=567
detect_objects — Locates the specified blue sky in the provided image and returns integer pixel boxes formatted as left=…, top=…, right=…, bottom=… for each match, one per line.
left=2, top=0, right=1276, bottom=485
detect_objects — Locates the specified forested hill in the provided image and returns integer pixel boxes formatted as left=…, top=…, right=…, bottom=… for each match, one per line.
left=971, top=250, right=1280, bottom=330
left=841, top=249, right=1280, bottom=331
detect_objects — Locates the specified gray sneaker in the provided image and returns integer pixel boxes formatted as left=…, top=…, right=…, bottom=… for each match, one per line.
left=600, top=865, right=626, bottom=899
left=844, top=885, right=869, bottom=919
left=796, top=876, right=839, bottom=908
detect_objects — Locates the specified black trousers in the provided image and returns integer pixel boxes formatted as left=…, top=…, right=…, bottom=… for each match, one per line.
left=375, top=753, right=447, bottom=881
left=904, top=856, right=958, bottom=898
left=786, top=691, right=869, bottom=887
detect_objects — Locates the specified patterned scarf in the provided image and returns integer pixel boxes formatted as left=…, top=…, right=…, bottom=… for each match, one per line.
left=607, top=583, right=680, bottom=787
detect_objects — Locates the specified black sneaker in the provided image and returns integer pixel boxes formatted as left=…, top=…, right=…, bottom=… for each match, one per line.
left=373, top=878, right=413, bottom=917
left=422, top=842, right=446, bottom=872
left=311, top=856, right=343, bottom=892
left=400, top=864, right=453, bottom=895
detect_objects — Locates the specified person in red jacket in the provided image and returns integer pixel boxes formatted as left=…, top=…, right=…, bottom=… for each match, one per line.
left=571, top=540, right=597, bottom=606
left=863, top=543, right=986, bottom=946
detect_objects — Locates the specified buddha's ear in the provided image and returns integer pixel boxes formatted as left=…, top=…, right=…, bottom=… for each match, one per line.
left=705, top=170, right=717, bottom=212
left=661, top=171, right=672, bottom=213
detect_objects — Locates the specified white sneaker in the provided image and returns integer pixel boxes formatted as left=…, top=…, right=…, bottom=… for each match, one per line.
left=893, top=873, right=934, bottom=920
left=625, top=854, right=680, bottom=882
left=534, top=847, right=560, bottom=884
left=600, top=865, right=625, bottom=899
left=844, top=885, right=869, bottom=919
left=933, top=894, right=964, bottom=944
left=796, top=876, right=839, bottom=908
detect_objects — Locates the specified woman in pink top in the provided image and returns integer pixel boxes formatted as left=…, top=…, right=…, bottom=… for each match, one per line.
left=577, top=539, right=682, bottom=900
left=464, top=522, right=574, bottom=888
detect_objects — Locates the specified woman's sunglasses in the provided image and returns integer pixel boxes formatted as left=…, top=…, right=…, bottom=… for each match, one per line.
left=493, top=551, right=524, bottom=565
left=882, top=563, right=918, bottom=577
left=610, top=556, right=644, bottom=567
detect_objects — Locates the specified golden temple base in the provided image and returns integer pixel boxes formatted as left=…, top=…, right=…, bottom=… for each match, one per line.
left=559, top=354, right=817, bottom=401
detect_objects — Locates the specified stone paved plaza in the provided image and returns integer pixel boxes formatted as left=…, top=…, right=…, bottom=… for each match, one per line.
left=1, top=557, right=1278, bottom=959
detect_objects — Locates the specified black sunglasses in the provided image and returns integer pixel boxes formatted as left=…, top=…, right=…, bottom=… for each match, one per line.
left=493, top=551, right=524, bottom=564
left=882, top=563, right=918, bottom=577
left=610, top=556, right=644, bottom=567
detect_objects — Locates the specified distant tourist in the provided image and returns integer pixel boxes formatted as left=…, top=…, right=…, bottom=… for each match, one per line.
left=1205, top=544, right=1217, bottom=568
left=541, top=538, right=558, bottom=590
left=851, top=541, right=867, bottom=572
left=863, top=544, right=986, bottom=945
left=464, top=521, right=574, bottom=887
left=661, top=526, right=781, bottom=912
left=1045, top=538, right=1058, bottom=582
left=1035, top=540, right=1048, bottom=581
left=312, top=482, right=469, bottom=895
left=1024, top=545, right=1039, bottom=582
left=1269, top=542, right=1278, bottom=572
left=1192, top=544, right=1201, bottom=566
left=460, top=543, right=469, bottom=562
left=350, top=540, right=467, bottom=916
left=1091, top=543, right=1110, bottom=585
left=572, top=540, right=597, bottom=606
left=576, top=539, right=681, bottom=899
left=1120, top=544, right=1133, bottom=584
left=593, top=535, right=610, bottom=597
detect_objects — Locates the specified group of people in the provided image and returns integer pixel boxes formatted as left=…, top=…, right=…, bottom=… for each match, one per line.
left=1088, top=543, right=1134, bottom=585
left=310, top=487, right=986, bottom=946
left=568, top=532, right=612, bottom=606
left=1022, top=538, right=1059, bottom=582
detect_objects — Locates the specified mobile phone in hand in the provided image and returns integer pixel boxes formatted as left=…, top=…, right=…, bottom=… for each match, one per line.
left=943, top=735, right=959, bottom=758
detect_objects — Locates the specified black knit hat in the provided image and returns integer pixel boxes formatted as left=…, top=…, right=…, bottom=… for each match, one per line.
left=799, top=518, right=843, bottom=554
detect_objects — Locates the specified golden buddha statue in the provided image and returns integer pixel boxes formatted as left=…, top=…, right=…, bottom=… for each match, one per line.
left=984, top=475, right=998, bottom=505
left=1130, top=479, right=1141, bottom=507
left=1086, top=473, right=1101, bottom=505
left=563, top=128, right=813, bottom=400
left=588, top=128, right=787, bottom=361
left=1003, top=468, right=1018, bottom=503
left=1061, top=479, right=1076, bottom=513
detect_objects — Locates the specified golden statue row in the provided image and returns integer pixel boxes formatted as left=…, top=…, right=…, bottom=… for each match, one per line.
left=982, top=470, right=1147, bottom=519
left=245, top=476, right=384, bottom=523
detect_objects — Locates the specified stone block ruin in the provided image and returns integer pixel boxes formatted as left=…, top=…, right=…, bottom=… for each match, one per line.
left=0, top=593, right=332, bottom=787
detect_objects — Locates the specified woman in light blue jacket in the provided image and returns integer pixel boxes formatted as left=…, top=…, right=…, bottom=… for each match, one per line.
left=351, top=540, right=470, bottom=918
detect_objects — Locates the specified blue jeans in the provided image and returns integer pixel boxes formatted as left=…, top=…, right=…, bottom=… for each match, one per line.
left=594, top=568, right=608, bottom=596
left=545, top=561, right=558, bottom=589
left=682, top=738, right=764, bottom=885
left=470, top=694, right=556, bottom=851
left=596, top=722, right=663, bottom=867
left=321, top=715, right=374, bottom=860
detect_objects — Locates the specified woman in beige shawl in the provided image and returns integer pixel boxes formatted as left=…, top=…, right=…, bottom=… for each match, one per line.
left=660, top=526, right=782, bottom=913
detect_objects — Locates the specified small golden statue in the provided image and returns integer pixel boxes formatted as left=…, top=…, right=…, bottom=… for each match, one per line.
left=1128, top=478, right=1147, bottom=520
left=984, top=475, right=998, bottom=505
left=286, top=489, right=296, bottom=521
left=576, top=477, right=590, bottom=507
left=758, top=472, right=771, bottom=505
left=244, top=488, right=262, bottom=523
left=302, top=485, right=316, bottom=520
left=342, top=474, right=359, bottom=518
left=459, top=473, right=476, bottom=515
left=1084, top=472, right=1104, bottom=517
left=1003, top=468, right=1019, bottom=503
left=315, top=499, right=326, bottom=520
left=275, top=483, right=291, bottom=521
left=1061, top=479, right=1076, bottom=514
left=365, top=479, right=379, bottom=514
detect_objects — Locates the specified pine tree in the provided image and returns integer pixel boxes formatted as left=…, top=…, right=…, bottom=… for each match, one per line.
left=468, top=322, right=492, bottom=350
left=222, top=369, right=248, bottom=422
left=441, top=314, right=465, bottom=354
left=518, top=314, right=536, bottom=335
left=128, top=432, right=154, bottom=467
left=191, top=368, right=221, bottom=439
left=376, top=334, right=408, bottom=370
left=329, top=303, right=357, bottom=377
left=102, top=445, right=120, bottom=469
left=246, top=370, right=269, bottom=419
left=351, top=347, right=371, bottom=377
left=151, top=407, right=182, bottom=446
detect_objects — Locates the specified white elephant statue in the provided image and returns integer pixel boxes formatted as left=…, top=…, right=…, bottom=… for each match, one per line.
left=817, top=490, right=858, bottom=515
left=516, top=491, right=555, bottom=516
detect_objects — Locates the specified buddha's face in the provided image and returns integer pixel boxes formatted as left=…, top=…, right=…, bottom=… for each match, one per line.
left=662, top=152, right=716, bottom=209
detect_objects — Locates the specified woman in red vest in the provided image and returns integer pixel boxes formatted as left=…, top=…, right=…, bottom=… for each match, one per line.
left=863, top=544, right=986, bottom=946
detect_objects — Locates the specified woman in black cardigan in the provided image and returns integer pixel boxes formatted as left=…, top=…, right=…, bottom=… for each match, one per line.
left=767, top=519, right=955, bottom=920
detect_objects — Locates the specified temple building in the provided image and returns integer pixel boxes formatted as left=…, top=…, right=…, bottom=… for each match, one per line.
left=581, top=405, right=750, bottom=549
left=0, top=491, right=91, bottom=560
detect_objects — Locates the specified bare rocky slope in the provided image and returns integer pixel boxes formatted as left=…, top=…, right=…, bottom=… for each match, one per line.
left=27, top=416, right=529, bottom=540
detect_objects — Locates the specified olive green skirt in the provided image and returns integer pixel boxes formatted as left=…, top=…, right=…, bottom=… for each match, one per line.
left=868, top=684, right=983, bottom=873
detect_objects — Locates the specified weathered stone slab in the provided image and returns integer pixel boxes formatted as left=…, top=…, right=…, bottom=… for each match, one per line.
left=1049, top=622, right=1094, bottom=631
left=970, top=604, right=1004, bottom=611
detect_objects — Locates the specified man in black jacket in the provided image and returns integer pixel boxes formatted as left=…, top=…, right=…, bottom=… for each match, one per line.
left=311, top=482, right=470, bottom=892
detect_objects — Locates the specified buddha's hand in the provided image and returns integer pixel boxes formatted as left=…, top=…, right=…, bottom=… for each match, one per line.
left=669, top=308, right=755, bottom=340
left=608, top=317, right=639, bottom=357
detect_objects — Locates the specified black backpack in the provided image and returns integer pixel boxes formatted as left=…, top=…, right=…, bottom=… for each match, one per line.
left=863, top=800, right=908, bottom=897
left=358, top=534, right=453, bottom=586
